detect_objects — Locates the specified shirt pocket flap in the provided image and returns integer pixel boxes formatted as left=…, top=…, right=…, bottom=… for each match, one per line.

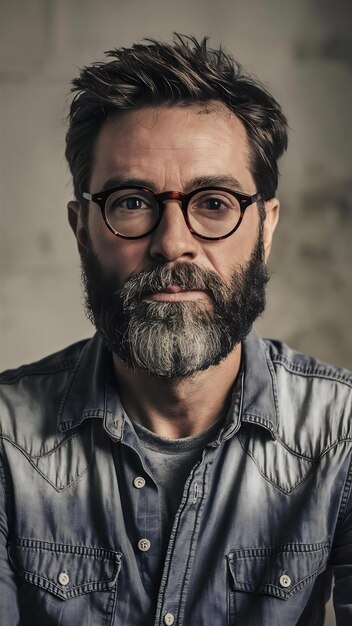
left=227, top=540, right=329, bottom=600
left=9, top=539, right=122, bottom=600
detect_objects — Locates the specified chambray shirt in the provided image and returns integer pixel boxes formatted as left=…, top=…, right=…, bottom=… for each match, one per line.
left=0, top=330, right=351, bottom=626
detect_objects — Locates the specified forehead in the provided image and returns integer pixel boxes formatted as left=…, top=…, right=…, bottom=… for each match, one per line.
left=90, top=103, right=254, bottom=191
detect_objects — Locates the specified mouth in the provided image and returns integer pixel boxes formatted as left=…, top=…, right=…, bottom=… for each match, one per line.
left=144, top=284, right=208, bottom=302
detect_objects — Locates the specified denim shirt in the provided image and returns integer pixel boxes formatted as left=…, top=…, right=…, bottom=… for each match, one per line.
left=0, top=330, right=351, bottom=626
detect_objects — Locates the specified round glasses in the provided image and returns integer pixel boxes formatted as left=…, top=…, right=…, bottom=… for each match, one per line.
left=83, top=186, right=262, bottom=240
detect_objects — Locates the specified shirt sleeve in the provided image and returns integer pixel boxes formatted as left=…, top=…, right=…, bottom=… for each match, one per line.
left=331, top=457, right=352, bottom=626
left=0, top=455, right=20, bottom=625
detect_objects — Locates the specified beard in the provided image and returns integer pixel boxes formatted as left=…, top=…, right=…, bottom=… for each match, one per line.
left=80, top=233, right=269, bottom=380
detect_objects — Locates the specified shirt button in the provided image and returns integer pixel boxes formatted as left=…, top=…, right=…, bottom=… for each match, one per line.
left=138, top=538, right=151, bottom=552
left=164, top=613, right=175, bottom=625
left=279, top=573, right=292, bottom=588
left=133, top=476, right=146, bottom=489
left=58, top=572, right=70, bottom=586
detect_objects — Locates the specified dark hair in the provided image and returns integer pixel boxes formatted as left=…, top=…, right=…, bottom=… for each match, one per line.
left=65, top=34, right=288, bottom=213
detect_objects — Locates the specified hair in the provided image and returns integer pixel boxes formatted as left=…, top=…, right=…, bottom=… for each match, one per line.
left=65, top=34, right=288, bottom=218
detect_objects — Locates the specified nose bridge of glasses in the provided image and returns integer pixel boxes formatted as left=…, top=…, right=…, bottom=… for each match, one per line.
left=156, top=190, right=187, bottom=212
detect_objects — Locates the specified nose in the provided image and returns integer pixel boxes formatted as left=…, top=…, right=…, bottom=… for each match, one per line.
left=149, top=199, right=199, bottom=263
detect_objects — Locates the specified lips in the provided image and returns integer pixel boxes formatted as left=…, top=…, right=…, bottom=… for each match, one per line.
left=143, top=284, right=207, bottom=301
left=146, top=284, right=203, bottom=296
left=159, top=285, right=197, bottom=293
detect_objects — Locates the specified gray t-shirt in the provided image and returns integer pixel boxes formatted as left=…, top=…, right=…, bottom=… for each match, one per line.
left=132, top=416, right=224, bottom=549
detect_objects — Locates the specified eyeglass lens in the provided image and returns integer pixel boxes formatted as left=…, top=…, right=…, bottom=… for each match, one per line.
left=105, top=188, right=242, bottom=238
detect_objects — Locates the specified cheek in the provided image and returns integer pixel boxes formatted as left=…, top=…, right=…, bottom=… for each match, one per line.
left=88, top=211, right=151, bottom=278
left=203, top=225, right=259, bottom=281
left=115, top=243, right=152, bottom=280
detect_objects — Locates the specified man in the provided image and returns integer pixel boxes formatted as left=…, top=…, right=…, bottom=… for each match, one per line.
left=0, top=34, right=351, bottom=626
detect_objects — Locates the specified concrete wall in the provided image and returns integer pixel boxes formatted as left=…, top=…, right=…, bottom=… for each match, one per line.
left=1, top=0, right=351, bottom=374
left=1, top=2, right=351, bottom=622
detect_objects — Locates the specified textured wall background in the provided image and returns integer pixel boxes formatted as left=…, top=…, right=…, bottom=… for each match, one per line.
left=1, top=0, right=351, bottom=374
left=1, top=1, right=351, bottom=621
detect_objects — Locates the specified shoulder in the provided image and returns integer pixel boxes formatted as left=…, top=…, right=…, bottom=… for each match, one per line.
left=0, top=339, right=90, bottom=449
left=264, top=337, right=352, bottom=388
left=263, top=337, right=352, bottom=453
left=0, top=339, right=89, bottom=385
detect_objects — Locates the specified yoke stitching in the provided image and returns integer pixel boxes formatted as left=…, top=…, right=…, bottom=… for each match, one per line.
left=0, top=435, right=91, bottom=492
left=0, top=360, right=78, bottom=384
left=238, top=435, right=352, bottom=494
left=270, top=358, right=352, bottom=389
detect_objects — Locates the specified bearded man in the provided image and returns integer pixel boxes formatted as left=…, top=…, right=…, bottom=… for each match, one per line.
left=0, top=35, right=351, bottom=626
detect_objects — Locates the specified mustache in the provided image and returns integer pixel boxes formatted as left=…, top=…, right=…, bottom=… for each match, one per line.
left=118, top=263, right=231, bottom=308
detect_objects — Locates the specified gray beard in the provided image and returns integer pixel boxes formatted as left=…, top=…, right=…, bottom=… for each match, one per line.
left=119, top=299, right=231, bottom=378
left=80, top=234, right=269, bottom=379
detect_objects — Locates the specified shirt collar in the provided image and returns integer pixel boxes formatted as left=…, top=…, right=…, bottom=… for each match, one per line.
left=57, top=333, right=121, bottom=434
left=58, top=329, right=279, bottom=439
left=212, top=329, right=279, bottom=443
left=240, top=328, right=279, bottom=438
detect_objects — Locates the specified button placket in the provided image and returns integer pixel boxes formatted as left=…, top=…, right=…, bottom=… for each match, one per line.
left=155, top=461, right=210, bottom=626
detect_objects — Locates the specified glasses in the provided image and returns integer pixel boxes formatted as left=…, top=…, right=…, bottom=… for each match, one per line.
left=82, top=186, right=262, bottom=240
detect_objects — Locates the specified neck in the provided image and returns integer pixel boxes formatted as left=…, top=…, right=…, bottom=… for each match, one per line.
left=112, top=346, right=242, bottom=439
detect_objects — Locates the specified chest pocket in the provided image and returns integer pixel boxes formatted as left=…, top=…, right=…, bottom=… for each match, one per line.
left=9, top=538, right=122, bottom=626
left=227, top=540, right=329, bottom=625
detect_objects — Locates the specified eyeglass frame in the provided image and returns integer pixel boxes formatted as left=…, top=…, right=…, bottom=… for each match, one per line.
left=82, top=185, right=262, bottom=241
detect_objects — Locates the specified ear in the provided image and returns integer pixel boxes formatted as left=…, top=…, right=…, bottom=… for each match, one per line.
left=262, top=198, right=280, bottom=262
left=67, top=201, right=88, bottom=250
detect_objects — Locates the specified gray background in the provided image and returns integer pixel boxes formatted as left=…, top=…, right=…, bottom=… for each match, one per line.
left=1, top=1, right=351, bottom=623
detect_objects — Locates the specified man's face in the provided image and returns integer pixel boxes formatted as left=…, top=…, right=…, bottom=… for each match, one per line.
left=70, top=103, right=279, bottom=378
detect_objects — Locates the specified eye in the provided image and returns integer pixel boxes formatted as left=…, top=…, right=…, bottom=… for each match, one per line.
left=107, top=193, right=154, bottom=213
left=204, top=198, right=224, bottom=211
left=191, top=193, right=232, bottom=212
left=118, top=196, right=151, bottom=210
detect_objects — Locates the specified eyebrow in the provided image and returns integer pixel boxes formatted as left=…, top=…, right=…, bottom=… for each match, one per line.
left=187, top=175, right=244, bottom=192
left=101, top=176, right=158, bottom=192
left=100, top=174, right=245, bottom=193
